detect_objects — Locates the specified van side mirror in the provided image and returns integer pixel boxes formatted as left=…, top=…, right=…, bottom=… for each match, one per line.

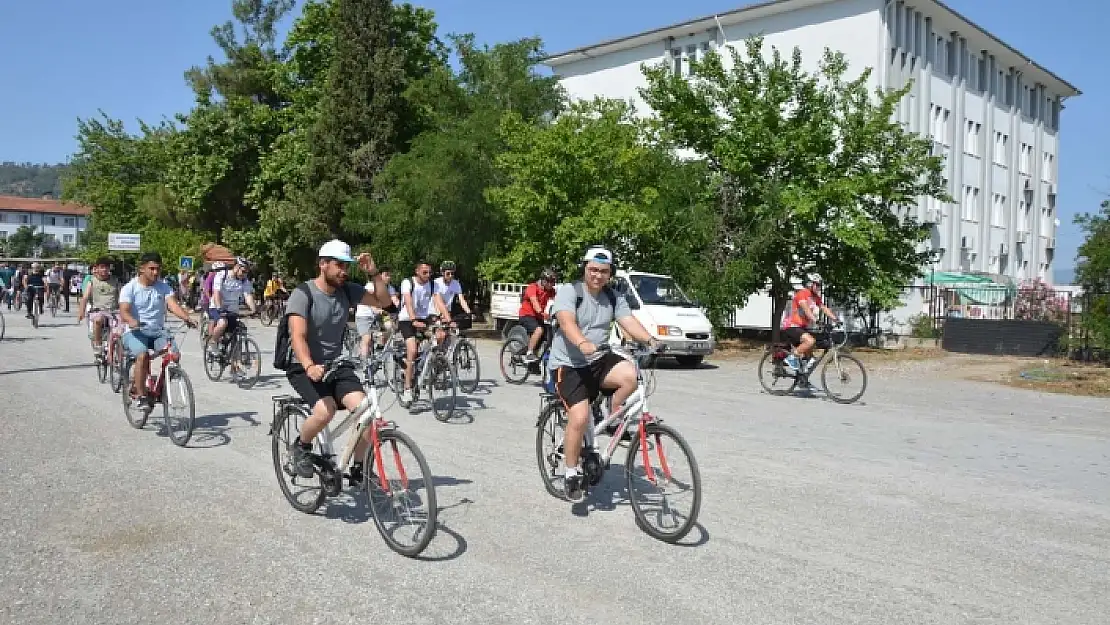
left=625, top=293, right=640, bottom=310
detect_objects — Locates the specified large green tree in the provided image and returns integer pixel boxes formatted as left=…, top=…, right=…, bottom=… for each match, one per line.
left=1074, top=200, right=1110, bottom=351
left=639, top=37, right=949, bottom=333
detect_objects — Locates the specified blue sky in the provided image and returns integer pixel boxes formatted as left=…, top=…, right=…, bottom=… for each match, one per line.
left=1, top=0, right=1105, bottom=278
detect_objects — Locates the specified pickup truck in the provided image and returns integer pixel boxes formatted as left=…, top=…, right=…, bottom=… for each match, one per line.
left=490, top=269, right=715, bottom=367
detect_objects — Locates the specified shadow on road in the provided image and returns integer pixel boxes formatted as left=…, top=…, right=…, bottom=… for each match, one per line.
left=187, top=411, right=261, bottom=448
left=0, top=362, right=91, bottom=376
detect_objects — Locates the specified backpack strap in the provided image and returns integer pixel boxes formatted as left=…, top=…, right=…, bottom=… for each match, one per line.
left=573, top=282, right=619, bottom=312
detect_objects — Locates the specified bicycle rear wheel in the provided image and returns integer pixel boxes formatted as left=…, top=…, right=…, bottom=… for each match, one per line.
left=499, top=338, right=531, bottom=384
left=428, top=354, right=458, bottom=422
left=120, top=360, right=150, bottom=429
left=535, top=401, right=569, bottom=500
left=453, top=339, right=480, bottom=393
left=363, top=428, right=437, bottom=557
left=260, top=303, right=276, bottom=326
left=231, top=335, right=262, bottom=388
left=109, top=336, right=125, bottom=393
left=0, top=311, right=5, bottom=341
left=163, top=363, right=196, bottom=446
left=271, top=406, right=327, bottom=514
left=757, top=349, right=798, bottom=396
left=821, top=353, right=868, bottom=404
left=625, top=422, right=701, bottom=543
left=204, top=341, right=227, bottom=381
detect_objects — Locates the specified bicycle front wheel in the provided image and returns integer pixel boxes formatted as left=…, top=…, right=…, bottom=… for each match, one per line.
left=453, top=339, right=480, bottom=393
left=163, top=363, right=196, bottom=447
left=363, top=428, right=438, bottom=558
left=0, top=311, right=5, bottom=340
left=232, top=336, right=262, bottom=388
left=535, top=400, right=569, bottom=500
left=499, top=338, right=531, bottom=384
left=120, top=360, right=150, bottom=429
left=625, top=422, right=702, bottom=543
left=204, top=342, right=227, bottom=381
left=260, top=303, right=276, bottom=326
left=271, top=406, right=327, bottom=514
left=95, top=346, right=107, bottom=383
left=822, top=353, right=868, bottom=404
left=428, top=354, right=458, bottom=422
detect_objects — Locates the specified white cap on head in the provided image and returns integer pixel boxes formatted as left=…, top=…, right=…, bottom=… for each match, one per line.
left=318, top=239, right=354, bottom=263
left=582, top=246, right=614, bottom=264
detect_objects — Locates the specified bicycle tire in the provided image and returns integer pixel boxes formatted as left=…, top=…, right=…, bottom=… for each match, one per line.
left=121, top=360, right=150, bottom=429
left=110, top=336, right=125, bottom=393
left=625, top=422, right=702, bottom=543
left=535, top=401, right=569, bottom=500
left=260, top=303, right=276, bottom=326
left=271, top=406, right=327, bottom=514
left=233, top=336, right=262, bottom=388
left=163, top=363, right=196, bottom=447
left=453, top=339, right=481, bottom=393
left=0, top=311, right=5, bottom=341
left=499, top=338, right=531, bottom=384
left=821, top=353, right=868, bottom=404
left=95, top=347, right=107, bottom=383
left=32, top=303, right=39, bottom=329
left=363, top=428, right=438, bottom=557
left=428, top=354, right=458, bottom=422
left=757, top=350, right=798, bottom=396
left=204, top=339, right=227, bottom=381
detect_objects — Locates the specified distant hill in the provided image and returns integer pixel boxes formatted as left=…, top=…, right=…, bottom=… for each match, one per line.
left=1054, top=266, right=1075, bottom=285
left=0, top=162, right=68, bottom=198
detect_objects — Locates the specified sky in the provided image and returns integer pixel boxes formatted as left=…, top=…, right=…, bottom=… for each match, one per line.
left=0, top=0, right=1106, bottom=280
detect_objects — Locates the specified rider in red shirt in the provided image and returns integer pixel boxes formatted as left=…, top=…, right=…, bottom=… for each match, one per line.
left=518, top=267, right=558, bottom=363
left=781, top=278, right=839, bottom=371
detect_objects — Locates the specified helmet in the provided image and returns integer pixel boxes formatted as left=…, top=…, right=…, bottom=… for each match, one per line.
left=540, top=266, right=558, bottom=282
left=234, top=256, right=251, bottom=268
left=439, top=260, right=456, bottom=272
left=31, top=262, right=41, bottom=271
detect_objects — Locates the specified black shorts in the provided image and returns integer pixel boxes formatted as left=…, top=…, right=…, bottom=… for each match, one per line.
left=519, top=315, right=543, bottom=336
left=555, top=352, right=624, bottom=408
left=287, top=364, right=364, bottom=408
left=398, top=318, right=429, bottom=340
left=783, top=327, right=809, bottom=346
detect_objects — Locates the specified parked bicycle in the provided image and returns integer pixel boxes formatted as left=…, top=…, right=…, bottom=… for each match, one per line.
left=758, top=322, right=868, bottom=403
left=269, top=356, right=437, bottom=558
left=391, top=318, right=459, bottom=421
left=120, top=325, right=196, bottom=447
left=442, top=314, right=480, bottom=393
left=535, top=343, right=702, bottom=543
left=203, top=311, right=262, bottom=387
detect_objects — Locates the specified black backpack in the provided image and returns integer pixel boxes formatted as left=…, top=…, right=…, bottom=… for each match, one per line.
left=273, top=282, right=357, bottom=371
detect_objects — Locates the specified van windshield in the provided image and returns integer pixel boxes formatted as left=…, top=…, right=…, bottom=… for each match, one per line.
left=630, top=275, right=697, bottom=307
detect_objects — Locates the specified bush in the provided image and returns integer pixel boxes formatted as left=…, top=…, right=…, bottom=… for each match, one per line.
left=1014, top=279, right=1070, bottom=324
left=907, top=312, right=939, bottom=338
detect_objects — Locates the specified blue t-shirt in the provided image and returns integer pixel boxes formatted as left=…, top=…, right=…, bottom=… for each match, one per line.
left=119, top=278, right=175, bottom=331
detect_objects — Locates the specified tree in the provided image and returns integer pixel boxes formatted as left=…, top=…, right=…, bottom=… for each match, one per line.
left=1074, top=200, right=1110, bottom=351
left=5, top=226, right=46, bottom=258
left=481, top=98, right=709, bottom=282
left=639, top=37, right=949, bottom=335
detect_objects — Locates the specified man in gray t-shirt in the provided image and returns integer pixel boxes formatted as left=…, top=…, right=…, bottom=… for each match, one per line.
left=551, top=246, right=658, bottom=504
left=285, top=239, right=396, bottom=482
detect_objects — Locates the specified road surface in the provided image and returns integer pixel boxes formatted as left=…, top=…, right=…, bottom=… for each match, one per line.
left=1, top=309, right=1107, bottom=624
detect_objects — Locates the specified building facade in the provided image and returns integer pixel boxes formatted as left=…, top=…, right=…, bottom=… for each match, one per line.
left=545, top=0, right=1080, bottom=285
left=0, top=194, right=91, bottom=249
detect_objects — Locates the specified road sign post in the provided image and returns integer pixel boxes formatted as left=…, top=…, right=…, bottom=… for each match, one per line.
left=107, top=233, right=141, bottom=252
left=179, top=256, right=194, bottom=271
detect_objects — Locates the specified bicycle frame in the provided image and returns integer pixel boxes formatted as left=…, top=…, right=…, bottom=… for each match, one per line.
left=787, top=326, right=849, bottom=384
left=129, top=328, right=188, bottom=400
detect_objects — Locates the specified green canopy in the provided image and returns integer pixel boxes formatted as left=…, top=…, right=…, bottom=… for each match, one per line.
left=928, top=271, right=1014, bottom=306
left=927, top=271, right=995, bottom=285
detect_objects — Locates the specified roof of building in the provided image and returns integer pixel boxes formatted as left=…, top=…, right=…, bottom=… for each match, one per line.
left=543, top=0, right=1080, bottom=97
left=0, top=195, right=91, bottom=216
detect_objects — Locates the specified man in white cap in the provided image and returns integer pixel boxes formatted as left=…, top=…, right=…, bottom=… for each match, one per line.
left=283, top=239, right=395, bottom=484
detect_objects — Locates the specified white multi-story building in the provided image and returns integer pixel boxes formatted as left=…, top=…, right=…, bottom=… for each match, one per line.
left=544, top=0, right=1080, bottom=285
left=0, top=194, right=90, bottom=250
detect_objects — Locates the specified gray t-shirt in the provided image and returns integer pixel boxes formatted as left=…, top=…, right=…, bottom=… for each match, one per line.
left=549, top=282, right=632, bottom=369
left=286, top=280, right=366, bottom=365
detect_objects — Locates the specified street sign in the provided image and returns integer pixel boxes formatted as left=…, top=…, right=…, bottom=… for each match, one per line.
left=107, top=232, right=141, bottom=252
left=179, top=256, right=194, bottom=271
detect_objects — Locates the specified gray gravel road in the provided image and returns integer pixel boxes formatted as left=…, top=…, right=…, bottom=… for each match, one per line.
left=1, top=310, right=1107, bottom=625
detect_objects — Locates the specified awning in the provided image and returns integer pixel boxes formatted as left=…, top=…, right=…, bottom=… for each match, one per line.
left=200, top=243, right=236, bottom=267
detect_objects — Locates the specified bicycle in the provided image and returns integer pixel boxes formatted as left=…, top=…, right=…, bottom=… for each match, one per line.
left=442, top=314, right=480, bottom=393
left=499, top=317, right=552, bottom=384
left=25, top=286, right=45, bottom=329
left=758, top=322, right=868, bottom=404
left=361, top=317, right=403, bottom=394
left=269, top=356, right=438, bottom=558
left=120, top=325, right=196, bottom=447
left=47, top=287, right=61, bottom=317
left=0, top=308, right=4, bottom=341
left=260, top=296, right=286, bottom=326
left=203, top=311, right=262, bottom=387
left=391, top=319, right=459, bottom=422
left=535, top=343, right=702, bottom=543
left=89, top=309, right=123, bottom=385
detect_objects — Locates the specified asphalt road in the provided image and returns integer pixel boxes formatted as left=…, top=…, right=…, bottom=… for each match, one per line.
left=1, top=308, right=1107, bottom=625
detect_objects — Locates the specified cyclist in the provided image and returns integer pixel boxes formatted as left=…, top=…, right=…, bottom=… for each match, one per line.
left=0, top=262, right=12, bottom=310
left=12, top=264, right=27, bottom=311
left=432, top=261, right=473, bottom=321
left=207, top=256, right=259, bottom=356
left=285, top=239, right=394, bottom=482
left=77, top=257, right=121, bottom=353
left=263, top=273, right=288, bottom=309
left=397, top=261, right=436, bottom=406
left=355, top=267, right=397, bottom=359
left=46, top=263, right=65, bottom=311
left=22, top=263, right=49, bottom=319
left=119, top=252, right=196, bottom=408
left=198, top=262, right=223, bottom=319
left=551, top=246, right=659, bottom=503
left=782, top=277, right=840, bottom=373
left=518, top=267, right=558, bottom=364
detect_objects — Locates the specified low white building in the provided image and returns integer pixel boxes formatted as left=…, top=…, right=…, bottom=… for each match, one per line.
left=0, top=194, right=90, bottom=249
left=544, top=0, right=1080, bottom=288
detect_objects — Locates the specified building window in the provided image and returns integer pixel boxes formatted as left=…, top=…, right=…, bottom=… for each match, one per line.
left=964, top=120, right=981, bottom=156
left=670, top=41, right=712, bottom=77
left=63, top=217, right=75, bottom=226
left=1050, top=99, right=1060, bottom=130
left=1019, top=143, right=1032, bottom=175
left=19, top=215, right=28, bottom=224
left=0, top=213, right=6, bottom=223
left=0, top=231, right=6, bottom=239
left=63, top=234, right=74, bottom=245
left=45, top=216, right=57, bottom=226
left=993, top=132, right=1008, bottom=165
left=935, top=36, right=948, bottom=77
left=930, top=105, right=950, bottom=144
left=43, top=233, right=56, bottom=242
left=1042, top=152, right=1054, bottom=182
left=1019, top=200, right=1029, bottom=232
left=962, top=185, right=980, bottom=221
left=991, top=194, right=1006, bottom=227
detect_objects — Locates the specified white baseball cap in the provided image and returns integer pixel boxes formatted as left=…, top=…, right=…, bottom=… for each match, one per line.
left=582, top=246, right=614, bottom=264
left=318, top=239, right=354, bottom=263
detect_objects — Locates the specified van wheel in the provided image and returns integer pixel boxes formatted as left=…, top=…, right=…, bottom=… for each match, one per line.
left=675, top=355, right=704, bottom=368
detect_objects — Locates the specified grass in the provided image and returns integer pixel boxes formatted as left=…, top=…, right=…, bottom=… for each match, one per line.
left=1000, top=361, right=1110, bottom=398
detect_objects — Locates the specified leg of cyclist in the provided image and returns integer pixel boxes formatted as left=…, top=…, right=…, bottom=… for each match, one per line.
left=598, top=356, right=637, bottom=433
left=91, top=314, right=106, bottom=351
left=355, top=314, right=374, bottom=359
left=554, top=355, right=625, bottom=503
left=339, top=386, right=372, bottom=483
left=520, top=315, right=542, bottom=362
left=206, top=309, right=228, bottom=352
left=286, top=364, right=344, bottom=478
left=399, top=320, right=419, bottom=403
left=124, top=331, right=154, bottom=404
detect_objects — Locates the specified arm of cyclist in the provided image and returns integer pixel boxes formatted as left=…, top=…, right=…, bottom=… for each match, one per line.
left=166, top=294, right=197, bottom=328
left=119, top=302, right=139, bottom=330
left=528, top=294, right=544, bottom=320
left=353, top=252, right=393, bottom=311
left=819, top=304, right=839, bottom=325
left=615, top=314, right=659, bottom=348
left=77, top=287, right=92, bottom=322
left=457, top=293, right=473, bottom=316
left=431, top=293, right=452, bottom=322
left=243, top=292, right=259, bottom=316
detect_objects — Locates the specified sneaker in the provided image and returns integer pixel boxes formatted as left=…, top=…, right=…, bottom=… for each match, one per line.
left=522, top=353, right=539, bottom=364
left=290, top=440, right=315, bottom=478
left=347, top=462, right=364, bottom=487
left=401, top=388, right=414, bottom=406
left=564, top=469, right=586, bottom=503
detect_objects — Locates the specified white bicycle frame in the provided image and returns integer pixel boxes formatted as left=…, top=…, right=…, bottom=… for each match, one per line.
left=311, top=365, right=386, bottom=472
left=568, top=345, right=654, bottom=467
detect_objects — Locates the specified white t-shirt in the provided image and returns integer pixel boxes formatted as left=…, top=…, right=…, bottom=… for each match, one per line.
left=211, top=271, right=253, bottom=313
left=47, top=269, right=64, bottom=285
left=434, top=277, right=463, bottom=311
left=355, top=281, right=397, bottom=318
left=398, top=277, right=434, bottom=321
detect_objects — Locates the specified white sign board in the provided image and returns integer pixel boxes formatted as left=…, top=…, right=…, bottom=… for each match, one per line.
left=107, top=232, right=141, bottom=252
